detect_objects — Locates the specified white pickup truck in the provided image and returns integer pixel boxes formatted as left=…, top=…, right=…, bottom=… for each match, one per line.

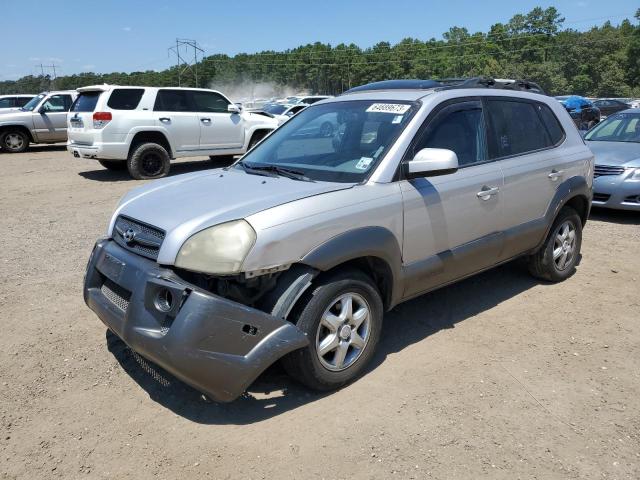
left=67, top=85, right=278, bottom=179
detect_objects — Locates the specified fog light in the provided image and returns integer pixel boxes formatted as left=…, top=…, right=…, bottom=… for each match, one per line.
left=154, top=288, right=173, bottom=313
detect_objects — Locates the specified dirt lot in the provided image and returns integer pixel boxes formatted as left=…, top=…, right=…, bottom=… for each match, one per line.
left=1, top=146, right=639, bottom=480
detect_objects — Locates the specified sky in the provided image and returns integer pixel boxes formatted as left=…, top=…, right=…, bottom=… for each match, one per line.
left=1, top=0, right=637, bottom=81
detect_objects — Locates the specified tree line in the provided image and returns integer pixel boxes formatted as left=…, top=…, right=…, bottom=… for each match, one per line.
left=2, top=7, right=639, bottom=98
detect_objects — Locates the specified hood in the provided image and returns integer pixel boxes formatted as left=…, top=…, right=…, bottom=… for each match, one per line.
left=112, top=167, right=354, bottom=260
left=587, top=141, right=640, bottom=167
left=0, top=109, right=31, bottom=121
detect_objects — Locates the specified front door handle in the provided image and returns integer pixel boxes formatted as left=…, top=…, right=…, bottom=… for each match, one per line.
left=548, top=169, right=564, bottom=181
left=159, top=117, right=171, bottom=123
left=200, top=118, right=211, bottom=123
left=476, top=186, right=499, bottom=201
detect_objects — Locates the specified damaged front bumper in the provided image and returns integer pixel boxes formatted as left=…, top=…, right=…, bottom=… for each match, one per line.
left=83, top=239, right=308, bottom=402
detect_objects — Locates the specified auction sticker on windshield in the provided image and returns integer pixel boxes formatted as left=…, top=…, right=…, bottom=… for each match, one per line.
left=366, top=103, right=411, bottom=114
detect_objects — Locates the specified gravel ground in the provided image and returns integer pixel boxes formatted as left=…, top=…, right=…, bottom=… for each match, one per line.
left=1, top=146, right=639, bottom=479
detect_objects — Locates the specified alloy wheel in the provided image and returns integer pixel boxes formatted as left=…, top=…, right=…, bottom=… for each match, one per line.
left=553, top=220, right=576, bottom=271
left=315, top=292, right=371, bottom=371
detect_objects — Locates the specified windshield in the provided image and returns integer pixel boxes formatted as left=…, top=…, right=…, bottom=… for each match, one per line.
left=235, top=100, right=418, bottom=183
left=584, top=112, right=640, bottom=143
left=21, top=94, right=45, bottom=111
left=262, top=104, right=289, bottom=115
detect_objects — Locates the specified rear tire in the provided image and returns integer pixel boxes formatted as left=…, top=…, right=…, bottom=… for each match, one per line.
left=127, top=143, right=170, bottom=180
left=98, top=160, right=127, bottom=170
left=528, top=206, right=582, bottom=282
left=0, top=129, right=29, bottom=153
left=282, top=270, right=383, bottom=391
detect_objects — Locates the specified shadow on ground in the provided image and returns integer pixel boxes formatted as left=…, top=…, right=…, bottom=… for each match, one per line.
left=107, top=258, right=540, bottom=425
left=589, top=207, right=640, bottom=225
left=78, top=158, right=234, bottom=182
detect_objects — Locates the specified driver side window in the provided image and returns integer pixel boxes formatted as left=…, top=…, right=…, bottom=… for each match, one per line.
left=42, top=95, right=72, bottom=112
left=413, top=101, right=487, bottom=167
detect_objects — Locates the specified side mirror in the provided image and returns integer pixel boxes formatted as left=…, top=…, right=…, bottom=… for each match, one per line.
left=228, top=104, right=241, bottom=114
left=38, top=105, right=48, bottom=114
left=404, top=148, right=459, bottom=178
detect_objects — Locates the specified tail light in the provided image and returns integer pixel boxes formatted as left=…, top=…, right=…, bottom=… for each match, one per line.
left=93, top=111, right=112, bottom=129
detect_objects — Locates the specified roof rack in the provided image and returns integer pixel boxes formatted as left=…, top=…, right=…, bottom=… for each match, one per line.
left=344, top=77, right=546, bottom=95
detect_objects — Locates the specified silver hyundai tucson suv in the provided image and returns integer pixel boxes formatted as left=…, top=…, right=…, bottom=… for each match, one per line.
left=83, top=78, right=594, bottom=402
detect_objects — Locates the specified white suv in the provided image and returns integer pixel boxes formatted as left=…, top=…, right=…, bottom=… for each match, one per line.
left=67, top=85, right=278, bottom=179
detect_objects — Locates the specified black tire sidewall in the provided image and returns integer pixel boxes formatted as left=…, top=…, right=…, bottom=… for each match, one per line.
left=284, top=272, right=383, bottom=390
left=541, top=209, right=582, bottom=281
left=127, top=143, right=170, bottom=180
left=1, top=130, right=29, bottom=153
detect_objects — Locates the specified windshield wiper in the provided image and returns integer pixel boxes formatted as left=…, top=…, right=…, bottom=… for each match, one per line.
left=236, top=160, right=278, bottom=178
left=238, top=161, right=314, bottom=182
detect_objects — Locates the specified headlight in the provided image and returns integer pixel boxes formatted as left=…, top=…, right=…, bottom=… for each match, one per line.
left=631, top=168, right=640, bottom=180
left=175, top=220, right=256, bottom=275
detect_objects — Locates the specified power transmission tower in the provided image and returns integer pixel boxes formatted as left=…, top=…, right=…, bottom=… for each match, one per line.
left=35, top=63, right=59, bottom=90
left=168, top=38, right=204, bottom=87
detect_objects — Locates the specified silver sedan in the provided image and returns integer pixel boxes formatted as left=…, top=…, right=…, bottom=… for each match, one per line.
left=585, top=109, right=640, bottom=211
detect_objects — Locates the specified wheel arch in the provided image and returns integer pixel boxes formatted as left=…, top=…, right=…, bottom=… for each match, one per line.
left=299, top=226, right=403, bottom=311
left=0, top=124, right=34, bottom=143
left=247, top=128, right=273, bottom=149
left=535, top=175, right=591, bottom=252
left=128, top=130, right=173, bottom=158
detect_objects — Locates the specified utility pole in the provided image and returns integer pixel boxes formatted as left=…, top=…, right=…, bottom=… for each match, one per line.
left=168, top=38, right=204, bottom=87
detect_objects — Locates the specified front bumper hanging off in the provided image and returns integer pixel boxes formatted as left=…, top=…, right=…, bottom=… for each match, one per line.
left=83, top=239, right=309, bottom=403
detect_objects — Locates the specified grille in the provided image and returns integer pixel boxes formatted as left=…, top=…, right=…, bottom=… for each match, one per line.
left=112, top=215, right=165, bottom=260
left=592, top=193, right=611, bottom=202
left=101, top=279, right=131, bottom=312
left=594, top=164, right=625, bottom=178
left=624, top=195, right=640, bottom=204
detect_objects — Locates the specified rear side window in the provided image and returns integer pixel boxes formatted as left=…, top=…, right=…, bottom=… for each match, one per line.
left=71, top=92, right=101, bottom=112
left=486, top=99, right=552, bottom=158
left=191, top=91, right=229, bottom=113
left=536, top=103, right=565, bottom=145
left=107, top=89, right=144, bottom=110
left=154, top=90, right=191, bottom=112
left=0, top=98, right=13, bottom=108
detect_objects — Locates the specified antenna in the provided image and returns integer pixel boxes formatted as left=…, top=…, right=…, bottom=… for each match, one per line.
left=168, top=38, right=204, bottom=87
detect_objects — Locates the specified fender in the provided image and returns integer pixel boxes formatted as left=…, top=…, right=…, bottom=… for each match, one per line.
left=535, top=175, right=591, bottom=252
left=300, top=226, right=404, bottom=308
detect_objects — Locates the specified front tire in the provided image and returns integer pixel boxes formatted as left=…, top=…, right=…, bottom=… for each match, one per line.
left=127, top=143, right=170, bottom=180
left=282, top=270, right=383, bottom=391
left=528, top=206, right=582, bottom=282
left=0, top=129, right=29, bottom=153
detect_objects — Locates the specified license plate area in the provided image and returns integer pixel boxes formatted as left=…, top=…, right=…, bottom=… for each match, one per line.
left=97, top=253, right=125, bottom=283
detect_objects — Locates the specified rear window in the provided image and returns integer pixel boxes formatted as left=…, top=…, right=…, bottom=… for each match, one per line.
left=107, top=88, right=144, bottom=110
left=71, top=92, right=101, bottom=112
left=486, top=99, right=553, bottom=158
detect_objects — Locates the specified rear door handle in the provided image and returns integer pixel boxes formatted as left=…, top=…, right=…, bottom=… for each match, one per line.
left=476, top=186, right=499, bottom=200
left=159, top=117, right=171, bottom=123
left=548, top=169, right=564, bottom=181
left=200, top=118, right=211, bottom=123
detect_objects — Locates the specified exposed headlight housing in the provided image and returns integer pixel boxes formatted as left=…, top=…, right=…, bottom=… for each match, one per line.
left=175, top=220, right=256, bottom=275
